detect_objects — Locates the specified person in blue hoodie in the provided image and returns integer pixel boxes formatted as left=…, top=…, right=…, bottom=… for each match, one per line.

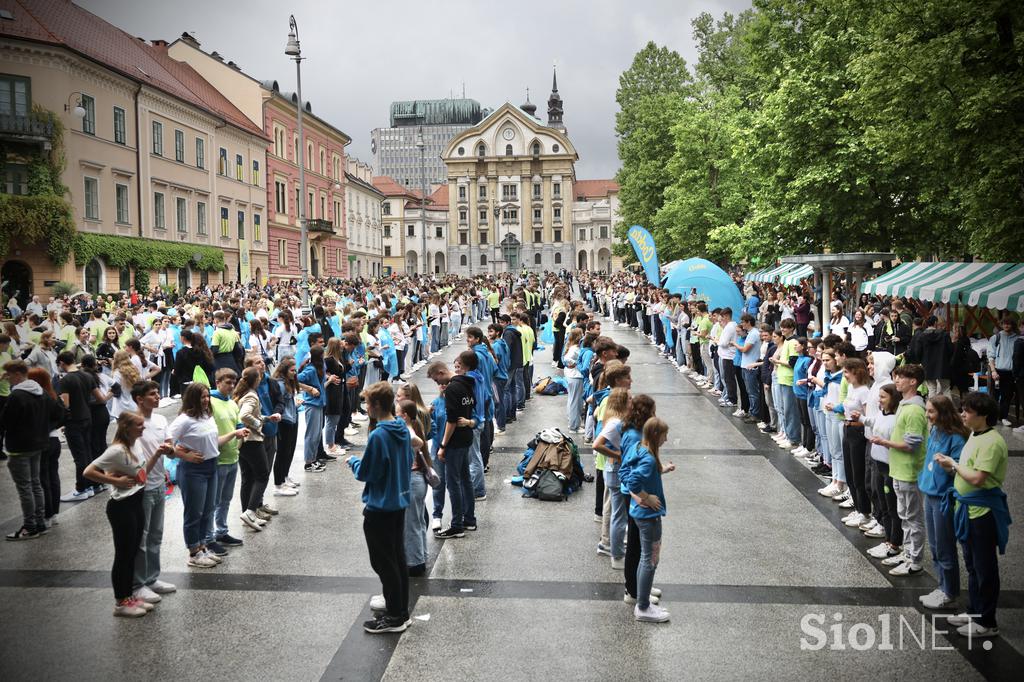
left=346, top=381, right=413, bottom=634
left=428, top=381, right=448, bottom=528
left=462, top=347, right=489, bottom=499
left=467, top=327, right=497, bottom=474
left=917, top=395, right=968, bottom=610
left=624, top=417, right=674, bottom=624
left=618, top=395, right=659, bottom=606
left=487, top=324, right=510, bottom=434
left=297, top=346, right=327, bottom=473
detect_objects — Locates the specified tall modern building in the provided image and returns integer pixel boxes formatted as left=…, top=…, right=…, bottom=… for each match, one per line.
left=371, top=98, right=483, bottom=190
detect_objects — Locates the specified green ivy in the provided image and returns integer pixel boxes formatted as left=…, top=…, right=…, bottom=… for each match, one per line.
left=134, top=270, right=150, bottom=293
left=0, top=194, right=76, bottom=264
left=72, top=232, right=226, bottom=272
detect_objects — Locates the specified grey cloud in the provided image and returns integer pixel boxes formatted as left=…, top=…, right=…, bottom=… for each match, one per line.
left=78, top=0, right=751, bottom=179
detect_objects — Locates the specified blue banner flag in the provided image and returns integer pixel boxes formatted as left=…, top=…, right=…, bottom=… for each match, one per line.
left=627, top=224, right=660, bottom=285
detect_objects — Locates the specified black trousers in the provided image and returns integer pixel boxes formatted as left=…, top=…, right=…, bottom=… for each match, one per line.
left=40, top=436, right=61, bottom=518
left=274, top=421, right=298, bottom=486
left=871, top=460, right=902, bottom=546
left=962, top=511, right=1001, bottom=628
left=690, top=344, right=702, bottom=374
left=594, top=470, right=605, bottom=517
left=796, top=397, right=815, bottom=451
left=843, top=425, right=871, bottom=515
left=553, top=329, right=566, bottom=367
left=481, top=418, right=494, bottom=467
left=363, top=509, right=409, bottom=620
left=106, top=490, right=144, bottom=600
left=65, top=420, right=93, bottom=493
left=625, top=511, right=641, bottom=598
left=0, top=395, right=6, bottom=452
left=995, top=370, right=1016, bottom=420
left=721, top=358, right=738, bottom=405
left=238, top=441, right=270, bottom=512
left=89, top=406, right=109, bottom=465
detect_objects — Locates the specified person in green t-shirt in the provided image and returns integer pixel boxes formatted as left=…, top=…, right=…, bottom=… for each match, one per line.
left=869, top=363, right=928, bottom=576
left=487, top=290, right=501, bottom=323
left=208, top=368, right=244, bottom=549
left=934, top=392, right=1008, bottom=637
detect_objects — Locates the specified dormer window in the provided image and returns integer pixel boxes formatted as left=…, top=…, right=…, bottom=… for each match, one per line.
left=505, top=144, right=513, bottom=156
left=477, top=143, right=485, bottom=158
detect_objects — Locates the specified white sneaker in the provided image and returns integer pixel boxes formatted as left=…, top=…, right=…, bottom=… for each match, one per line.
left=59, top=489, right=93, bottom=502
left=274, top=485, right=298, bottom=497
left=187, top=552, right=217, bottom=568
left=840, top=511, right=858, bottom=523
left=134, top=585, right=161, bottom=604
left=149, top=579, right=176, bottom=594
left=919, top=589, right=956, bottom=610
left=838, top=498, right=856, bottom=509
left=732, top=408, right=744, bottom=417
left=430, top=517, right=442, bottom=531
left=881, top=552, right=908, bottom=567
left=352, top=413, right=369, bottom=423
left=792, top=446, right=808, bottom=457
left=867, top=542, right=893, bottom=559
left=757, top=422, right=768, bottom=429
left=956, top=622, right=999, bottom=638
left=817, top=483, right=839, bottom=497
left=370, top=594, right=386, bottom=611
left=113, top=599, right=148, bottom=618
left=889, top=561, right=922, bottom=576
left=623, top=593, right=659, bottom=605
left=201, top=550, right=223, bottom=565
left=843, top=512, right=865, bottom=527
left=634, top=604, right=670, bottom=623
left=858, top=517, right=877, bottom=531
left=344, top=427, right=359, bottom=437
left=240, top=510, right=263, bottom=532
left=285, top=477, right=301, bottom=488
left=1014, top=424, right=1024, bottom=433
left=864, top=524, right=887, bottom=538
left=776, top=439, right=793, bottom=449
left=610, top=557, right=625, bottom=570
left=832, top=489, right=850, bottom=502
left=1000, top=419, right=1012, bottom=427
left=946, top=612, right=971, bottom=627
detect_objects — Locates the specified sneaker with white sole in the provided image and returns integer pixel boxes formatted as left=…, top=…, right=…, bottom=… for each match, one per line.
left=201, top=550, right=223, bottom=564
left=134, top=585, right=161, bottom=604
left=274, top=485, right=298, bottom=497
left=757, top=422, right=768, bottom=429
left=187, top=551, right=217, bottom=568
left=832, top=489, right=850, bottom=502
left=634, top=604, right=670, bottom=623
left=596, top=543, right=611, bottom=557
left=867, top=542, right=895, bottom=559
left=113, top=598, right=148, bottom=618
left=285, top=477, right=301, bottom=488
left=59, top=489, right=93, bottom=503
left=430, top=517, right=442, bottom=531
left=623, top=592, right=659, bottom=605
left=817, top=483, right=839, bottom=497
left=946, top=612, right=971, bottom=627
left=240, top=510, right=264, bottom=531
left=838, top=498, right=856, bottom=509
left=858, top=517, right=877, bottom=531
left=843, top=512, right=866, bottom=527
left=777, top=439, right=793, bottom=449
left=150, top=579, right=176, bottom=594
left=889, top=560, right=922, bottom=576
left=370, top=594, right=386, bottom=611
left=352, top=413, right=368, bottom=423
left=956, top=622, right=999, bottom=638
left=881, top=552, right=908, bottom=567
left=920, top=589, right=957, bottom=610
left=344, top=427, right=359, bottom=437
left=610, top=557, right=625, bottom=570
left=864, top=524, right=887, bottom=538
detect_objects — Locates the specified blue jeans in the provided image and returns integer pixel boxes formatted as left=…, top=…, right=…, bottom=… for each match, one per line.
left=636, top=516, right=663, bottom=610
left=134, top=485, right=166, bottom=589
left=324, top=413, right=340, bottom=448
left=814, top=407, right=830, bottom=465
left=303, top=405, right=323, bottom=464
left=742, top=368, right=762, bottom=421
left=469, top=425, right=486, bottom=498
left=825, top=417, right=845, bottom=482
left=494, top=378, right=507, bottom=430
left=605, top=468, right=627, bottom=559
left=208, top=462, right=237, bottom=541
left=567, top=377, right=584, bottom=431
left=431, top=445, right=447, bottom=519
left=443, top=445, right=475, bottom=530
left=430, top=326, right=441, bottom=353
left=514, top=367, right=526, bottom=409
left=404, top=471, right=428, bottom=567
left=177, top=457, right=217, bottom=551
left=924, top=493, right=960, bottom=598
left=506, top=368, right=523, bottom=419
left=777, top=383, right=801, bottom=443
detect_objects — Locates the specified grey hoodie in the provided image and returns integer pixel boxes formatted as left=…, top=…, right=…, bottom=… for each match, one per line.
left=12, top=379, right=43, bottom=396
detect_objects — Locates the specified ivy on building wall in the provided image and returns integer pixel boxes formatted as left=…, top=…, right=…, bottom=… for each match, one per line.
left=0, top=194, right=76, bottom=264
left=72, top=233, right=226, bottom=272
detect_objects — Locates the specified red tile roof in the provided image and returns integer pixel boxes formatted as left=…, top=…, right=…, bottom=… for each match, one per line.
left=1, top=0, right=266, bottom=138
left=428, top=184, right=448, bottom=208
left=372, top=176, right=420, bottom=198
left=573, top=179, right=619, bottom=200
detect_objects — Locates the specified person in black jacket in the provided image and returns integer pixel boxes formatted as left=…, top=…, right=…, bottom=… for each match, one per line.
left=427, top=358, right=476, bottom=539
left=27, top=367, right=66, bottom=527
left=917, top=316, right=954, bottom=397
left=875, top=308, right=911, bottom=357
left=2, top=360, right=50, bottom=540
left=174, top=330, right=216, bottom=390
left=499, top=314, right=523, bottom=424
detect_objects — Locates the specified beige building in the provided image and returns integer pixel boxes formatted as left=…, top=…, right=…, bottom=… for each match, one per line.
left=399, top=184, right=449, bottom=275
left=572, top=180, right=623, bottom=273
left=373, top=176, right=422, bottom=276
left=0, top=1, right=269, bottom=299
left=345, top=158, right=384, bottom=278
left=442, top=101, right=578, bottom=275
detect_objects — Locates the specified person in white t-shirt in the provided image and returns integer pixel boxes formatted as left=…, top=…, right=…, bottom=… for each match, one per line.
left=717, top=307, right=740, bottom=408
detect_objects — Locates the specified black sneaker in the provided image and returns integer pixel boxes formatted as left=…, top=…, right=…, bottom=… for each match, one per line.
left=407, top=563, right=426, bottom=577
left=337, top=439, right=355, bottom=448
left=217, top=533, right=244, bottom=547
left=319, top=453, right=339, bottom=462
left=5, top=526, right=39, bottom=541
left=434, top=526, right=465, bottom=539
left=363, top=615, right=409, bottom=634
left=207, top=541, right=228, bottom=556
left=304, top=462, right=326, bottom=473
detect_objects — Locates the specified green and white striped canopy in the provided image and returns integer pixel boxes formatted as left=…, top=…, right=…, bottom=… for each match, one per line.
left=861, top=261, right=1023, bottom=310
left=778, top=264, right=814, bottom=286
left=748, top=263, right=797, bottom=283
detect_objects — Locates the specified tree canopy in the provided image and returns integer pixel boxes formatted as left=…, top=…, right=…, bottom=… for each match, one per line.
left=615, top=1, right=1024, bottom=265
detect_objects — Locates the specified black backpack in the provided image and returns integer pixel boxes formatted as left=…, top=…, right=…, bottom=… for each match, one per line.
left=965, top=347, right=981, bottom=374
left=535, top=469, right=566, bottom=501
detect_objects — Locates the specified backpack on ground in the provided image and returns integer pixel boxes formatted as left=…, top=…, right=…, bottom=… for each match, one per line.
left=534, top=469, right=567, bottom=501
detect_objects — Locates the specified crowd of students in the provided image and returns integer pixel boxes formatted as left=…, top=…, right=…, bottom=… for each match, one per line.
left=1, top=267, right=1014, bottom=638
left=574, top=269, right=1012, bottom=639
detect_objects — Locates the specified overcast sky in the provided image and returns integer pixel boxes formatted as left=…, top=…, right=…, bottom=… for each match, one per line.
left=79, top=0, right=751, bottom=180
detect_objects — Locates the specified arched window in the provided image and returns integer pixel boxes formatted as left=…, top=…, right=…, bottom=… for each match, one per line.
left=505, top=144, right=513, bottom=156
left=477, top=143, right=485, bottom=158
left=84, top=258, right=102, bottom=294
left=532, top=141, right=540, bottom=156
left=554, top=253, right=562, bottom=265
left=479, top=254, right=487, bottom=266
left=460, top=255, right=467, bottom=266
left=119, top=267, right=131, bottom=291
left=534, top=253, right=542, bottom=265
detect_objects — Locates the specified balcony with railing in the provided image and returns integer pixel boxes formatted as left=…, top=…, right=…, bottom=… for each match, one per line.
left=306, top=218, right=334, bottom=236
left=0, top=113, right=55, bottom=148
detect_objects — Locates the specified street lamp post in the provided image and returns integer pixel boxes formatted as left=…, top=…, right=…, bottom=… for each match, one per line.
left=286, top=15, right=309, bottom=308
left=492, top=200, right=501, bottom=275
left=416, top=127, right=428, bottom=276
